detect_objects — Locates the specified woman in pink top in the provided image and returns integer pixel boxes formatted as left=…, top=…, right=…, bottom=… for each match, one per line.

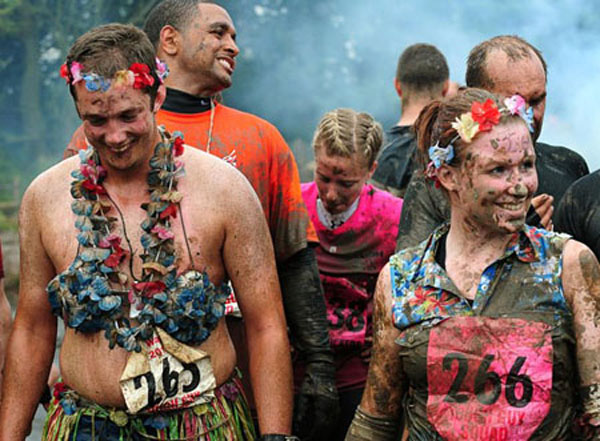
left=301, top=108, right=403, bottom=440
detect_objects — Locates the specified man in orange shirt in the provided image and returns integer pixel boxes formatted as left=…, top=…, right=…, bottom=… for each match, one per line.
left=64, top=2, right=338, bottom=440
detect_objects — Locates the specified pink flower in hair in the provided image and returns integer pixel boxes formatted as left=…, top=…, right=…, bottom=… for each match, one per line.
left=70, top=62, right=84, bottom=84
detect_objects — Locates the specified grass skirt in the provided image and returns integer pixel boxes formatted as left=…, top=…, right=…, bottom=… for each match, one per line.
left=42, top=370, right=257, bottom=440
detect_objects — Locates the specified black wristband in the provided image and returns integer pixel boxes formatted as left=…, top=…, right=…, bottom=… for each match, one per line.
left=261, top=435, right=300, bottom=441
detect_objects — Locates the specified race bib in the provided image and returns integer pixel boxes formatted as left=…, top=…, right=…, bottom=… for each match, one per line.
left=120, top=328, right=216, bottom=414
left=427, top=317, right=553, bottom=441
left=224, top=282, right=241, bottom=318
left=322, top=275, right=370, bottom=347
left=327, top=297, right=368, bottom=346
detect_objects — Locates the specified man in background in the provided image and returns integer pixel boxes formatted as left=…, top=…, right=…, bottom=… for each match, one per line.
left=371, top=43, right=455, bottom=198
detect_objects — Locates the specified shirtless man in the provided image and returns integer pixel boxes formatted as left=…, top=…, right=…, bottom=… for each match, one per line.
left=64, top=2, right=338, bottom=439
left=0, top=24, right=294, bottom=440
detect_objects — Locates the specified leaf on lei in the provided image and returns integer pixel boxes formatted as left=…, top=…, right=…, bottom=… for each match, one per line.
left=151, top=224, right=175, bottom=241
left=451, top=113, right=479, bottom=143
left=77, top=230, right=99, bottom=247
left=471, top=99, right=500, bottom=132
left=140, top=304, right=168, bottom=324
left=91, top=276, right=111, bottom=295
left=71, top=200, right=94, bottom=216
left=142, top=261, right=171, bottom=275
left=99, top=295, right=122, bottom=312
left=82, top=179, right=106, bottom=195
left=104, top=248, right=127, bottom=268
left=140, top=233, right=161, bottom=250
left=70, top=180, right=85, bottom=199
left=159, top=203, right=178, bottom=220
left=68, top=306, right=89, bottom=328
left=173, top=134, right=184, bottom=157
left=79, top=247, right=111, bottom=263
left=98, top=233, right=122, bottom=249
left=160, top=190, right=183, bottom=204
left=133, top=280, right=167, bottom=298
left=150, top=143, right=171, bottom=169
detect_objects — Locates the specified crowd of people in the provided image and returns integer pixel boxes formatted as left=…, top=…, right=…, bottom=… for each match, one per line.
left=0, top=1, right=598, bottom=440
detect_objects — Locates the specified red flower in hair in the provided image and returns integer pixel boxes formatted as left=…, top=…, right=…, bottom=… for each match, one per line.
left=173, top=136, right=184, bottom=157
left=59, top=63, right=70, bottom=83
left=471, top=99, right=500, bottom=132
left=130, top=63, right=155, bottom=89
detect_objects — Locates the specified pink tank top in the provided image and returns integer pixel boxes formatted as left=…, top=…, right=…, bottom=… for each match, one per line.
left=301, top=182, right=403, bottom=389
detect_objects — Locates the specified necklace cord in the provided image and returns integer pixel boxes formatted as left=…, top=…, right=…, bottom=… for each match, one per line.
left=206, top=97, right=215, bottom=154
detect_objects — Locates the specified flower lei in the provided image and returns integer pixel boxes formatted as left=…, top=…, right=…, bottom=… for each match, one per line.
left=47, top=128, right=230, bottom=352
left=425, top=94, right=535, bottom=184
left=59, top=58, right=169, bottom=92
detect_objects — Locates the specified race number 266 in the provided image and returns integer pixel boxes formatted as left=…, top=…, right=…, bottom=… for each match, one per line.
left=443, top=352, right=533, bottom=407
left=426, top=317, right=553, bottom=441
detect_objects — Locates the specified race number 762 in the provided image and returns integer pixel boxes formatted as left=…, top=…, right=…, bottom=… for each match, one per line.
left=133, top=358, right=201, bottom=409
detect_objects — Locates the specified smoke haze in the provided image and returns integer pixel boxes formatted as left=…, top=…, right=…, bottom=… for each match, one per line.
left=223, top=0, right=600, bottom=174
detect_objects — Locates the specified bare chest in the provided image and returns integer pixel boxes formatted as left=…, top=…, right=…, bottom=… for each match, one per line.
left=43, top=193, right=226, bottom=285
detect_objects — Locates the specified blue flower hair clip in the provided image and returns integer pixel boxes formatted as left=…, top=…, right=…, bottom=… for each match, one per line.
left=428, top=142, right=455, bottom=169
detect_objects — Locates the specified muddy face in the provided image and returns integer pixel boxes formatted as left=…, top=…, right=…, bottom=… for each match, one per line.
left=454, top=121, right=538, bottom=234
left=314, top=149, right=373, bottom=215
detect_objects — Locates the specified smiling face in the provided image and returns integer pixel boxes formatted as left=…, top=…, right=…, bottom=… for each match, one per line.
left=177, top=3, right=239, bottom=95
left=446, top=120, right=538, bottom=234
left=76, top=82, right=164, bottom=174
left=314, top=148, right=374, bottom=215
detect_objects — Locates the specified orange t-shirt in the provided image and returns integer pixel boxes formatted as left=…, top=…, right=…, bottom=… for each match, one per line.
left=64, top=103, right=317, bottom=262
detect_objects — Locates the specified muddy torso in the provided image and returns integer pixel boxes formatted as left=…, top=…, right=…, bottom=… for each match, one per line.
left=390, top=225, right=578, bottom=441
left=39, top=151, right=238, bottom=408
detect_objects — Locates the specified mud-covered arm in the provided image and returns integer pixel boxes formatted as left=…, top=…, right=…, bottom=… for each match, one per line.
left=0, top=182, right=57, bottom=440
left=396, top=171, right=449, bottom=252
left=345, top=264, right=405, bottom=440
left=562, top=240, right=600, bottom=438
left=224, top=170, right=293, bottom=436
left=278, top=246, right=339, bottom=441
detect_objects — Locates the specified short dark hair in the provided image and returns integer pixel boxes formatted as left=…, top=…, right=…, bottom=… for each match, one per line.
left=396, top=43, right=449, bottom=92
left=66, top=23, right=160, bottom=104
left=466, top=35, right=547, bottom=89
left=144, top=0, right=214, bottom=48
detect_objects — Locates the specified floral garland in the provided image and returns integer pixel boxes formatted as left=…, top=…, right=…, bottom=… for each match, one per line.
left=47, top=129, right=230, bottom=352
left=59, top=58, right=169, bottom=92
left=425, top=94, right=535, bottom=184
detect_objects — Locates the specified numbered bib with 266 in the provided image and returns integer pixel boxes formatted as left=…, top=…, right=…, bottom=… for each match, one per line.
left=426, top=317, right=553, bottom=441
